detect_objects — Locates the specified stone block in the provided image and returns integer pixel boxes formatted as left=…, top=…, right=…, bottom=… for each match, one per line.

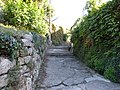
left=25, top=47, right=33, bottom=56
left=20, top=65, right=30, bottom=74
left=18, top=56, right=32, bottom=66
left=19, top=76, right=26, bottom=90
left=19, top=49, right=28, bottom=57
left=26, top=77, right=33, bottom=90
left=23, top=73, right=31, bottom=77
left=77, top=84, right=86, bottom=90
left=23, top=34, right=33, bottom=42
left=0, top=75, right=8, bottom=88
left=85, top=75, right=110, bottom=83
left=22, top=39, right=34, bottom=47
left=24, top=56, right=32, bottom=64
left=18, top=57, right=25, bottom=65
left=32, top=68, right=39, bottom=82
left=28, top=47, right=33, bottom=55
left=33, top=53, right=41, bottom=61
left=85, top=80, right=116, bottom=90
left=0, top=57, right=15, bottom=75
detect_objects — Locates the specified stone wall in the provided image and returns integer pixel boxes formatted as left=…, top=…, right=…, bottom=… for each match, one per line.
left=0, top=32, right=46, bottom=90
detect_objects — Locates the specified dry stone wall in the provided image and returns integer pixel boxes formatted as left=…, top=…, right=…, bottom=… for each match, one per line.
left=0, top=31, right=46, bottom=90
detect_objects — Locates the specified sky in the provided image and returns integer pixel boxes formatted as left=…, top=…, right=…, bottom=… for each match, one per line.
left=51, top=0, right=87, bottom=29
left=51, top=0, right=110, bottom=29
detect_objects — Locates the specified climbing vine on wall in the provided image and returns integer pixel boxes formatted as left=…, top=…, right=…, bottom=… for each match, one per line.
left=0, top=32, right=21, bottom=61
left=71, top=0, right=120, bottom=83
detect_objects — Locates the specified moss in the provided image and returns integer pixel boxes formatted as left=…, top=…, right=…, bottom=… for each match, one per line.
left=32, top=32, right=44, bottom=48
left=0, top=23, right=29, bottom=37
left=0, top=32, right=22, bottom=61
left=7, top=65, right=20, bottom=90
left=26, top=60, right=35, bottom=71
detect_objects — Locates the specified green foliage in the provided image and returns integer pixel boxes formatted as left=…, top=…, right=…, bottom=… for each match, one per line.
left=32, top=31, right=46, bottom=57
left=71, top=0, right=120, bottom=83
left=63, top=34, right=68, bottom=41
left=51, top=25, right=64, bottom=46
left=3, top=0, right=50, bottom=34
left=0, top=32, right=21, bottom=60
left=7, top=65, right=20, bottom=90
left=104, top=66, right=117, bottom=82
left=26, top=60, right=35, bottom=70
left=94, top=58, right=105, bottom=73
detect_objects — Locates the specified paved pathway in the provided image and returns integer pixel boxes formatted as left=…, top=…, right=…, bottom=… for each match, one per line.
left=39, top=46, right=120, bottom=90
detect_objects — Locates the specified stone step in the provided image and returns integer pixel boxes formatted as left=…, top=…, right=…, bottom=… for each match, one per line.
left=46, top=56, right=76, bottom=59
left=37, top=45, right=120, bottom=90
left=47, top=53, right=74, bottom=57
left=47, top=55, right=75, bottom=58
left=49, top=46, right=69, bottom=49
left=47, top=46, right=73, bottom=57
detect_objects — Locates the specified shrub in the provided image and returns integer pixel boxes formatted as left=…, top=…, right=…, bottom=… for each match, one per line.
left=3, top=0, right=49, bottom=35
left=71, top=0, right=120, bottom=83
left=0, top=32, right=21, bottom=60
left=51, top=26, right=64, bottom=46
left=63, top=34, right=68, bottom=41
left=94, top=59, right=105, bottom=74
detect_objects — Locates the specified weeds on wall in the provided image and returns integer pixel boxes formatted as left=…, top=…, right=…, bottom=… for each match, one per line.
left=0, top=32, right=21, bottom=61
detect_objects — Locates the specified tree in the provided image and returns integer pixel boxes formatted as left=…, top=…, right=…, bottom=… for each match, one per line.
left=3, top=0, right=53, bottom=35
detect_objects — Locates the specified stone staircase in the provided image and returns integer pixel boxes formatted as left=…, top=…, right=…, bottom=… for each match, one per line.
left=37, top=45, right=120, bottom=90
left=47, top=46, right=74, bottom=57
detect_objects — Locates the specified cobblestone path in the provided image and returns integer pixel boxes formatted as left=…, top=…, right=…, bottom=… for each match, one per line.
left=38, top=46, right=120, bottom=90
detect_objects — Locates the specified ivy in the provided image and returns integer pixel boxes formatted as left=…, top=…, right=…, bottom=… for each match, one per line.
left=71, top=0, right=120, bottom=83
left=0, top=32, right=21, bottom=61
